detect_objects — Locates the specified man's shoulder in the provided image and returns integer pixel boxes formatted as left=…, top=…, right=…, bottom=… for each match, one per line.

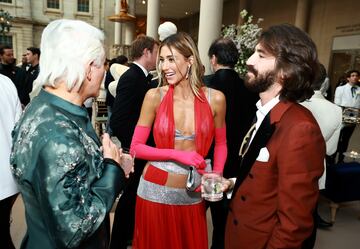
left=335, top=84, right=348, bottom=91
left=304, top=94, right=337, bottom=107
left=272, top=103, right=325, bottom=141
left=0, top=73, right=13, bottom=84
left=302, top=98, right=342, bottom=121
left=14, top=66, right=26, bottom=78
left=275, top=102, right=315, bottom=123
left=119, top=64, right=144, bottom=81
left=317, top=98, right=342, bottom=111
left=0, top=74, right=18, bottom=100
left=214, top=69, right=241, bottom=81
left=210, top=69, right=243, bottom=90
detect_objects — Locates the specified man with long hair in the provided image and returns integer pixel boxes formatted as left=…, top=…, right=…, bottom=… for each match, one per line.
left=224, top=24, right=325, bottom=249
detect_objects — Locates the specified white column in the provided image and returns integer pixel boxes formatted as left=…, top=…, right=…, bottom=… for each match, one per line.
left=198, top=0, right=224, bottom=75
left=124, top=23, right=135, bottom=45
left=295, top=0, right=310, bottom=31
left=114, top=0, right=121, bottom=44
left=128, top=0, right=135, bottom=16
left=124, top=0, right=135, bottom=45
left=146, top=0, right=160, bottom=39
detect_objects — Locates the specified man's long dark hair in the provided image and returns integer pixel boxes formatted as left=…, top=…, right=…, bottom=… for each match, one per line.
left=258, top=24, right=320, bottom=102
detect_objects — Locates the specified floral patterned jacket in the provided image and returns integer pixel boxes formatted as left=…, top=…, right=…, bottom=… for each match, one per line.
left=11, top=89, right=125, bottom=249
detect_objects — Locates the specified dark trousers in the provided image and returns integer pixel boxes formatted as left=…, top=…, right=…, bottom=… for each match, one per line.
left=336, top=124, right=356, bottom=163
left=110, top=159, right=145, bottom=249
left=0, top=194, right=18, bottom=249
left=207, top=198, right=230, bottom=249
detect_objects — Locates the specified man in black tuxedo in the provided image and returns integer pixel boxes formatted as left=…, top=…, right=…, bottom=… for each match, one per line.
left=206, top=37, right=258, bottom=249
left=0, top=45, right=27, bottom=107
left=110, top=35, right=159, bottom=249
left=23, top=47, right=40, bottom=106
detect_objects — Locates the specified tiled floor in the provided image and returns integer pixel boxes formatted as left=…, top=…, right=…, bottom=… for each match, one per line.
left=10, top=126, right=360, bottom=249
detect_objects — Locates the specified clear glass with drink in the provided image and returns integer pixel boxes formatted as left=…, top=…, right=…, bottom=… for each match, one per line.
left=201, top=170, right=223, bottom=202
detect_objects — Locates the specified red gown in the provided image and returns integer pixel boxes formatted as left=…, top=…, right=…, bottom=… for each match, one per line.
left=132, top=85, right=214, bottom=249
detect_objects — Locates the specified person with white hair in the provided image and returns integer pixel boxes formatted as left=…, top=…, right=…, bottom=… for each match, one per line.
left=10, top=19, right=132, bottom=249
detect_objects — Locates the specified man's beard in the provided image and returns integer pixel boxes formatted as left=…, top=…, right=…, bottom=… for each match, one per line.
left=245, top=65, right=275, bottom=93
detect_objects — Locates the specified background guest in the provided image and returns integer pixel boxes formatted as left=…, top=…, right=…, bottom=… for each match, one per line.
left=301, top=64, right=342, bottom=248
left=0, top=74, right=22, bottom=249
left=104, top=55, right=128, bottom=134
left=22, top=47, right=40, bottom=106
left=206, top=37, right=258, bottom=249
left=0, top=45, right=27, bottom=106
left=333, top=69, right=360, bottom=163
left=110, top=35, right=159, bottom=249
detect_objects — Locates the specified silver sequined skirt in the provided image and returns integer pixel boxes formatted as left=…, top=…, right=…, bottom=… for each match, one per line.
left=137, top=161, right=202, bottom=205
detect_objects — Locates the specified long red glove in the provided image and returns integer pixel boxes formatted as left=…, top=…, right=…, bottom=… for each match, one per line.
left=213, top=127, right=227, bottom=173
left=130, top=126, right=206, bottom=169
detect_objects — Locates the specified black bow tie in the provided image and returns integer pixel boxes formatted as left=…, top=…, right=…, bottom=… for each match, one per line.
left=146, top=73, right=153, bottom=82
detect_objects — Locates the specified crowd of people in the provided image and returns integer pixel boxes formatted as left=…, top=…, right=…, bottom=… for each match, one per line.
left=0, top=16, right=359, bottom=249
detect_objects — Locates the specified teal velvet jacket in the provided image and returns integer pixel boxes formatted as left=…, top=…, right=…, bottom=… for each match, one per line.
left=11, top=89, right=125, bottom=249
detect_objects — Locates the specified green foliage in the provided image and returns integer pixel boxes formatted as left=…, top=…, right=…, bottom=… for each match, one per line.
left=222, top=10, right=263, bottom=77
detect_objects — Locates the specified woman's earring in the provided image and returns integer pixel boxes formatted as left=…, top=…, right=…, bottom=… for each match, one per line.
left=186, top=65, right=191, bottom=79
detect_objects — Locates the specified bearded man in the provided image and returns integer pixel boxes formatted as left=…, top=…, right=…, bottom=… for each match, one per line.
left=223, top=24, right=325, bottom=249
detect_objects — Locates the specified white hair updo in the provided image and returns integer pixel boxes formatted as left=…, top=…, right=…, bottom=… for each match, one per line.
left=34, top=19, right=105, bottom=91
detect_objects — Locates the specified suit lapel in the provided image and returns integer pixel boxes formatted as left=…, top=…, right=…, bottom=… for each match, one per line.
left=232, top=101, right=293, bottom=196
left=233, top=113, right=275, bottom=195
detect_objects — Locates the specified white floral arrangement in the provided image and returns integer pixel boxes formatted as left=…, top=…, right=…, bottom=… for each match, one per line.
left=222, top=10, right=263, bottom=77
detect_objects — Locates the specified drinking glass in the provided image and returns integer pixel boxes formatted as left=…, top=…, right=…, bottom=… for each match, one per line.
left=201, top=171, right=223, bottom=202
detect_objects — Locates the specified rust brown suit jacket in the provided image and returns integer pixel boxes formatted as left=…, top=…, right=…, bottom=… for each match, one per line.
left=225, top=101, right=325, bottom=249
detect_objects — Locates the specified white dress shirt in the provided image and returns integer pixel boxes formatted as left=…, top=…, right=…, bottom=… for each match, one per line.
left=250, top=96, right=280, bottom=145
left=0, top=74, right=22, bottom=200
left=334, top=83, right=360, bottom=109
left=227, top=96, right=280, bottom=198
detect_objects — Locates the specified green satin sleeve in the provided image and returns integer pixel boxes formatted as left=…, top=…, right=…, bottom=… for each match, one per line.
left=33, top=135, right=125, bottom=248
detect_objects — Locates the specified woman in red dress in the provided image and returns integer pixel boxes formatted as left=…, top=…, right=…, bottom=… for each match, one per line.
left=130, top=32, right=227, bottom=249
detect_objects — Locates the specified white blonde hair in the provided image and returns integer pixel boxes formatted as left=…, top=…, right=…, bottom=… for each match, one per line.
left=34, top=19, right=105, bottom=91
